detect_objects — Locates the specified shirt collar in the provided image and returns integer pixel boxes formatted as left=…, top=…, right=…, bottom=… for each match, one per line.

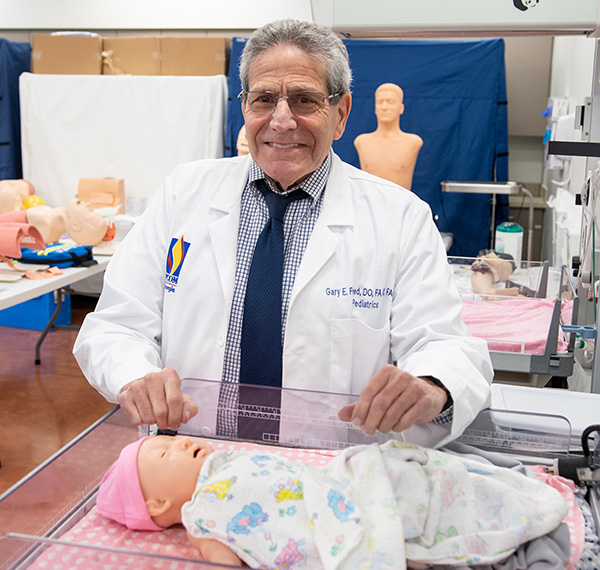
left=248, top=152, right=331, bottom=201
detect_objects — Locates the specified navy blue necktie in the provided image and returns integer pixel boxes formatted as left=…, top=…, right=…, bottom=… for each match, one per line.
left=239, top=180, right=307, bottom=387
left=238, top=180, right=306, bottom=440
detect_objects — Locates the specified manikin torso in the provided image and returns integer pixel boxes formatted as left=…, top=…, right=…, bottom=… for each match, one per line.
left=354, top=84, right=423, bottom=190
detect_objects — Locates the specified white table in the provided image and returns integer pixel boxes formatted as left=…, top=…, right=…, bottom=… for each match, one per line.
left=0, top=255, right=111, bottom=311
left=0, top=254, right=111, bottom=363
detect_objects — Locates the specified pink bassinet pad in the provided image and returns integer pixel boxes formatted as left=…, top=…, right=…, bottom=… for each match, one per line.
left=461, top=297, right=573, bottom=354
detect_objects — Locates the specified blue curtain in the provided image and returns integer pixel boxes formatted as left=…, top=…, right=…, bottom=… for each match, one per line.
left=0, top=38, right=31, bottom=181
left=227, top=38, right=508, bottom=257
left=226, top=37, right=248, bottom=159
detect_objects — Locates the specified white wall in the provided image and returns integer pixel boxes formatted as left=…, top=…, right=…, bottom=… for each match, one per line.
left=504, top=36, right=553, bottom=185
left=0, top=0, right=313, bottom=30
left=507, top=136, right=545, bottom=183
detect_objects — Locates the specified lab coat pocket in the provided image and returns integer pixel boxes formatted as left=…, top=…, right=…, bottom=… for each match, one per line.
left=330, top=318, right=391, bottom=398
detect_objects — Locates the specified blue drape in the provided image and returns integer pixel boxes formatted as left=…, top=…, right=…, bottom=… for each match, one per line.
left=227, top=38, right=508, bottom=256
left=0, top=38, right=31, bottom=181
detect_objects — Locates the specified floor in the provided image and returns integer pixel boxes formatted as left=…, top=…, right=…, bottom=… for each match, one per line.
left=0, top=295, right=113, bottom=495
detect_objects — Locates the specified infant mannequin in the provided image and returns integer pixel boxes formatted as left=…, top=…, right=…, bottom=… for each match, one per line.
left=97, top=436, right=241, bottom=566
left=353, top=83, right=423, bottom=190
left=23, top=198, right=107, bottom=245
left=97, top=435, right=568, bottom=569
left=470, top=251, right=519, bottom=298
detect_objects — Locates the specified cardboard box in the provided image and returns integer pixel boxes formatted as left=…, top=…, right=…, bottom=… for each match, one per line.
left=32, top=34, right=228, bottom=77
left=78, top=178, right=125, bottom=213
left=102, top=36, right=228, bottom=76
left=102, top=36, right=161, bottom=76
left=0, top=291, right=71, bottom=331
left=32, top=34, right=102, bottom=74
left=160, top=37, right=228, bottom=76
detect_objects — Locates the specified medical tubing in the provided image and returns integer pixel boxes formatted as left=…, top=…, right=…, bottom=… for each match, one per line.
left=555, top=424, right=600, bottom=483
left=581, top=424, right=600, bottom=464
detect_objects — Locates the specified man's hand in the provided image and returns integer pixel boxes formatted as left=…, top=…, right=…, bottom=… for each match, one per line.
left=337, top=365, right=448, bottom=435
left=117, top=368, right=199, bottom=430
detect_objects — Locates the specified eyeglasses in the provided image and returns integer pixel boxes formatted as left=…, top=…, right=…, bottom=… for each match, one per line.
left=238, top=90, right=341, bottom=116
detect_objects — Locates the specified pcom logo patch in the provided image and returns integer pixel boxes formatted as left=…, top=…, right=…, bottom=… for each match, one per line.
left=165, top=236, right=190, bottom=293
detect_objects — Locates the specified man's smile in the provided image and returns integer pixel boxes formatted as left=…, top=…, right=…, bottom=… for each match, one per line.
left=268, top=142, right=301, bottom=149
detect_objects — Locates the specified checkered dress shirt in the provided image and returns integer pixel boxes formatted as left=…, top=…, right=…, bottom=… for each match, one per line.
left=216, top=155, right=329, bottom=436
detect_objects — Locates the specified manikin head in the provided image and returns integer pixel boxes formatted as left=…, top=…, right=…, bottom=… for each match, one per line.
left=63, top=198, right=107, bottom=245
left=374, top=83, right=405, bottom=126
left=96, top=435, right=214, bottom=530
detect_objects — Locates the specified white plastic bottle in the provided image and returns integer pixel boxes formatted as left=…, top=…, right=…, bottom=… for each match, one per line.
left=495, top=222, right=523, bottom=262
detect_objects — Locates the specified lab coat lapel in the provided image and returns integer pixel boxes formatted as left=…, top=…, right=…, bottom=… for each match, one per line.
left=291, top=153, right=354, bottom=300
left=207, top=158, right=249, bottom=303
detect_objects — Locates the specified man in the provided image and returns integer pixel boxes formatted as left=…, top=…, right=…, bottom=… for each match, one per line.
left=74, top=19, right=492, bottom=448
left=354, top=83, right=423, bottom=190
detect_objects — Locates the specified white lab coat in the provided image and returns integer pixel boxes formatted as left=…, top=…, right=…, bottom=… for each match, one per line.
left=74, top=153, right=493, bottom=448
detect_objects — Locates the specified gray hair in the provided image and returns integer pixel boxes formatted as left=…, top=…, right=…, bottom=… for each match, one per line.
left=239, top=19, right=352, bottom=96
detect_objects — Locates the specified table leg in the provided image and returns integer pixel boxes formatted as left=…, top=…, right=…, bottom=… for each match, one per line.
left=34, top=288, right=65, bottom=365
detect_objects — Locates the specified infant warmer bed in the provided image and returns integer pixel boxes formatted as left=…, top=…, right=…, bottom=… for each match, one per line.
left=449, top=256, right=579, bottom=386
left=0, top=380, right=598, bottom=569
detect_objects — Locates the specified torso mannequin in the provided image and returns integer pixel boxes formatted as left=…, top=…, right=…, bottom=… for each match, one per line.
left=0, top=179, right=34, bottom=213
left=0, top=182, right=107, bottom=245
left=25, top=206, right=66, bottom=243
left=354, top=83, right=423, bottom=190
left=19, top=199, right=107, bottom=245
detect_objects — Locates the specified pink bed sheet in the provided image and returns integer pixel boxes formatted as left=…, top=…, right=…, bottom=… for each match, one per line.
left=461, top=297, right=573, bottom=355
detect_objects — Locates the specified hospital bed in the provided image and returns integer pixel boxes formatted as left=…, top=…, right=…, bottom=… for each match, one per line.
left=449, top=256, right=580, bottom=386
left=0, top=379, right=598, bottom=570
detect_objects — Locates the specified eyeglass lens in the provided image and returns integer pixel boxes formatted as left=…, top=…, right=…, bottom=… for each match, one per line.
left=245, top=91, right=332, bottom=116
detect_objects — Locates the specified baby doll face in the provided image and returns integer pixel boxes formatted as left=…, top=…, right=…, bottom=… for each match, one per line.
left=138, top=436, right=214, bottom=513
